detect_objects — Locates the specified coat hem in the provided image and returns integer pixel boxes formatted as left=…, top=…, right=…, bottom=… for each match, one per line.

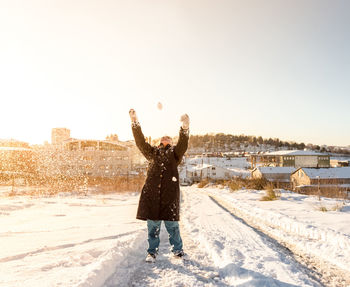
left=136, top=216, right=180, bottom=221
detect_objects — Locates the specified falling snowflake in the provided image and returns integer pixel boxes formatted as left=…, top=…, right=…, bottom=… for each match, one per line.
left=172, top=177, right=177, bottom=182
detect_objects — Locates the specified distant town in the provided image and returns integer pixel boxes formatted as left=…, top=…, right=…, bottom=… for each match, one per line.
left=1, top=128, right=349, bottom=198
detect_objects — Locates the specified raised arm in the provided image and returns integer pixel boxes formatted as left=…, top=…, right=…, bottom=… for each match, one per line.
left=174, top=114, right=190, bottom=164
left=129, top=109, right=154, bottom=161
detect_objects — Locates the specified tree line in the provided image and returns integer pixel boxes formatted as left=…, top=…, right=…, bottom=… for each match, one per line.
left=187, top=133, right=350, bottom=155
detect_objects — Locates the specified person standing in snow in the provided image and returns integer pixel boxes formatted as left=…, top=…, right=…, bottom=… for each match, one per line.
left=129, top=109, right=190, bottom=262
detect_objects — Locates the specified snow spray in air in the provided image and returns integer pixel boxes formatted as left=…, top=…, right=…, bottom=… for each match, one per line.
left=156, top=101, right=167, bottom=142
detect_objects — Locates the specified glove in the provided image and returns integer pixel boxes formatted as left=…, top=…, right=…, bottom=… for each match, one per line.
left=129, top=109, right=138, bottom=123
left=180, top=114, right=189, bottom=130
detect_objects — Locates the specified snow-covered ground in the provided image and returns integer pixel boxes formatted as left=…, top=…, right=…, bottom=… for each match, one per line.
left=200, top=186, right=350, bottom=286
left=1, top=186, right=349, bottom=286
left=0, top=190, right=145, bottom=287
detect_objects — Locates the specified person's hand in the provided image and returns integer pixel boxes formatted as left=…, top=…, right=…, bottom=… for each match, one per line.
left=180, top=114, right=189, bottom=130
left=129, top=109, right=138, bottom=123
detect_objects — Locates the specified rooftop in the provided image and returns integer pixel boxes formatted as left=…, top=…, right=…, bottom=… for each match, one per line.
left=188, top=164, right=213, bottom=171
left=263, top=150, right=326, bottom=156
left=254, top=166, right=297, bottom=174
left=299, top=167, right=350, bottom=179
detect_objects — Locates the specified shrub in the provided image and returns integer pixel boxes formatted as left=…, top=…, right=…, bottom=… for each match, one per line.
left=260, top=183, right=279, bottom=201
left=331, top=203, right=345, bottom=211
left=224, top=177, right=269, bottom=192
left=315, top=203, right=345, bottom=212
left=228, top=180, right=242, bottom=191
left=318, top=206, right=328, bottom=212
left=248, top=177, right=268, bottom=190
left=197, top=179, right=209, bottom=188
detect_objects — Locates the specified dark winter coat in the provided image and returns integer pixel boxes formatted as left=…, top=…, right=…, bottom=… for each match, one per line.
left=132, top=122, right=189, bottom=221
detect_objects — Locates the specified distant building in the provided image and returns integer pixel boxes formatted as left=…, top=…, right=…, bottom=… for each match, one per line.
left=51, top=128, right=70, bottom=145
left=250, top=150, right=330, bottom=169
left=330, top=159, right=349, bottom=167
left=291, top=167, right=350, bottom=195
left=185, top=164, right=247, bottom=182
left=251, top=166, right=296, bottom=188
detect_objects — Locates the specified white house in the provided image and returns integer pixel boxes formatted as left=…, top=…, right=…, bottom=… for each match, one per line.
left=184, top=164, right=246, bottom=182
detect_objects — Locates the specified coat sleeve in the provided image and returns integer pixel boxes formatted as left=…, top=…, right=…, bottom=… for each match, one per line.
left=174, top=127, right=189, bottom=164
left=132, top=122, right=154, bottom=161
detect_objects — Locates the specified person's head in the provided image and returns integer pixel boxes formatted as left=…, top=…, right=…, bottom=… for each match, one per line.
left=160, top=136, right=173, bottom=147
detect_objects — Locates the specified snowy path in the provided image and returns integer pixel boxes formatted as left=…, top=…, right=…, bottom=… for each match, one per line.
left=105, top=223, right=223, bottom=287
left=104, top=188, right=322, bottom=287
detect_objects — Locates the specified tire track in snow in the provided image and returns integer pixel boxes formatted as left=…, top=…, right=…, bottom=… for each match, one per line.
left=112, top=222, right=229, bottom=287
left=182, top=188, right=323, bottom=287
left=208, top=195, right=324, bottom=286
left=207, top=193, right=349, bottom=287
left=103, top=190, right=236, bottom=286
left=0, top=230, right=143, bottom=263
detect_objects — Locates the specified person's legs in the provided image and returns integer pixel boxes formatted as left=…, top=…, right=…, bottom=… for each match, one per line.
left=164, top=221, right=183, bottom=253
left=147, top=220, right=161, bottom=255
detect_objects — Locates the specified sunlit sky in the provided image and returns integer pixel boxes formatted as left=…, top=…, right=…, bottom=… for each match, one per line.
left=0, top=0, right=349, bottom=146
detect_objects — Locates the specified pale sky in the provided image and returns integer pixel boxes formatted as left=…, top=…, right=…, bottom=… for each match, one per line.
left=0, top=0, right=349, bottom=146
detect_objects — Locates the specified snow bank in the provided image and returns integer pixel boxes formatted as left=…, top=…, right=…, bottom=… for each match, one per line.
left=202, top=187, right=350, bottom=273
left=76, top=231, right=146, bottom=287
left=181, top=188, right=319, bottom=286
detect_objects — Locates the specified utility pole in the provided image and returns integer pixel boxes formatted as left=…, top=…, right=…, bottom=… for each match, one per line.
left=200, top=156, right=203, bottom=181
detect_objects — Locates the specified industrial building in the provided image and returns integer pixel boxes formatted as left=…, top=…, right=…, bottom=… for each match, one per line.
left=250, top=150, right=330, bottom=169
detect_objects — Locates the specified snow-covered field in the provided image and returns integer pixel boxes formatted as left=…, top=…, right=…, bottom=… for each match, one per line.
left=1, top=185, right=349, bottom=286
left=0, top=190, right=145, bottom=287
left=205, top=187, right=350, bottom=270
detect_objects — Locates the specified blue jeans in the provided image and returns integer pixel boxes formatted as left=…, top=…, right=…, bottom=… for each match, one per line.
left=147, top=220, right=183, bottom=254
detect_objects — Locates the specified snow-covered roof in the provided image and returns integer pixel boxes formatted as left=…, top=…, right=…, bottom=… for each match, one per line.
left=190, top=164, right=213, bottom=171
left=254, top=166, right=297, bottom=174
left=299, top=167, right=350, bottom=179
left=263, top=150, right=325, bottom=156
